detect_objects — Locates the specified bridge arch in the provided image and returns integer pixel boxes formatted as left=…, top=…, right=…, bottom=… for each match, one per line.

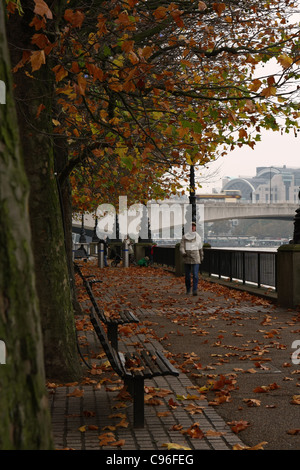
left=222, top=178, right=256, bottom=201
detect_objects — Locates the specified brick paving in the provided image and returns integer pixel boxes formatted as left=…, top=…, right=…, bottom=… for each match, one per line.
left=48, top=261, right=300, bottom=451
left=49, top=323, right=245, bottom=450
left=48, top=264, right=247, bottom=451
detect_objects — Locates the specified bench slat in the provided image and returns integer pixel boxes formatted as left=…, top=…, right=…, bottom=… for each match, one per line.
left=74, top=262, right=139, bottom=351
left=90, top=310, right=128, bottom=378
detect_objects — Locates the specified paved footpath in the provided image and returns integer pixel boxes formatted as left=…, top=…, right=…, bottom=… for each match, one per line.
left=48, top=261, right=300, bottom=452
left=49, top=322, right=243, bottom=451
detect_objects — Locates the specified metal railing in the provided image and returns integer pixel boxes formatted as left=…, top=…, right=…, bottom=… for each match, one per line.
left=153, top=246, right=277, bottom=290
left=201, top=248, right=277, bottom=290
left=153, top=245, right=176, bottom=268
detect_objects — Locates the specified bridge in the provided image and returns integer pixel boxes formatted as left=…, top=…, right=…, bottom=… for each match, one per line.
left=72, top=202, right=298, bottom=240
left=203, top=202, right=298, bottom=222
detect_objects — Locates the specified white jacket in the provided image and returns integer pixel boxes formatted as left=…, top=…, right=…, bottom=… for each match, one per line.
left=180, top=231, right=204, bottom=264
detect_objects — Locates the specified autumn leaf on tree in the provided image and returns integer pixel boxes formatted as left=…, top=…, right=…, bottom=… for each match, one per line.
left=33, top=0, right=52, bottom=19
left=30, top=50, right=45, bottom=72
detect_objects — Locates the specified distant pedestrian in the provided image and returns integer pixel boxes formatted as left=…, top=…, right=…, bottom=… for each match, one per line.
left=150, top=243, right=156, bottom=264
left=124, top=236, right=135, bottom=264
left=179, top=222, right=204, bottom=296
left=138, top=256, right=149, bottom=267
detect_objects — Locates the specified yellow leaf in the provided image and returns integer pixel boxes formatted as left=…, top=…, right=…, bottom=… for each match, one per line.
left=278, top=53, right=293, bottom=69
left=249, top=78, right=262, bottom=92
left=261, top=86, right=276, bottom=97
left=162, top=443, right=191, bottom=450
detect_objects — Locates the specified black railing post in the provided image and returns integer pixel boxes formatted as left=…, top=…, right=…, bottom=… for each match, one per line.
left=257, top=252, right=261, bottom=288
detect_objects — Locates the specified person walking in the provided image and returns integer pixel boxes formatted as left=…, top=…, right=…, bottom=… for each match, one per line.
left=180, top=222, right=204, bottom=296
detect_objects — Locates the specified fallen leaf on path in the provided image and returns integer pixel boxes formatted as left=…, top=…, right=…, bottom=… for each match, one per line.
left=67, top=388, right=84, bottom=397
left=228, top=420, right=250, bottom=434
left=233, top=441, right=268, bottom=450
left=290, top=395, right=300, bottom=405
left=110, top=439, right=125, bottom=447
left=287, top=429, right=300, bottom=435
left=243, top=398, right=261, bottom=407
left=162, top=443, right=191, bottom=450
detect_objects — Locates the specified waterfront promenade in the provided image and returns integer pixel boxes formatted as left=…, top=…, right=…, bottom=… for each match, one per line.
left=49, top=260, right=300, bottom=451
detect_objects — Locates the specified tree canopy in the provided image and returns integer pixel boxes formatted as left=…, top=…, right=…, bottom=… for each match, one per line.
left=7, top=0, right=300, bottom=209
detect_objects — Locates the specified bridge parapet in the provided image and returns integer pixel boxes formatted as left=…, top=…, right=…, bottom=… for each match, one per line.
left=203, top=203, right=298, bottom=222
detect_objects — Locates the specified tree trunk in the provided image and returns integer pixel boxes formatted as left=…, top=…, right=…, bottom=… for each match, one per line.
left=0, top=2, right=53, bottom=449
left=54, top=140, right=82, bottom=316
left=6, top=2, right=82, bottom=382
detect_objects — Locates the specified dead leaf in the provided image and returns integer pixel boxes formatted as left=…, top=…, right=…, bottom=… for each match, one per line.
left=162, top=443, right=191, bottom=450
left=157, top=411, right=171, bottom=417
left=228, top=420, right=250, bottom=434
left=243, top=398, right=261, bottom=407
left=67, top=388, right=84, bottom=398
left=290, top=395, right=300, bottom=405
left=233, top=441, right=268, bottom=450
left=287, top=429, right=300, bottom=435
left=110, top=439, right=125, bottom=447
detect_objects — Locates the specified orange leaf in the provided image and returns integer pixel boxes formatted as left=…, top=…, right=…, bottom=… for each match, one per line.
left=67, top=388, right=84, bottom=398
left=64, top=9, right=85, bottom=28
left=30, top=50, right=46, bottom=72
left=228, top=420, right=250, bottom=434
left=198, top=1, right=207, bottom=11
left=182, top=423, right=204, bottom=439
left=34, top=0, right=53, bottom=19
left=212, top=2, right=226, bottom=16
left=153, top=6, right=168, bottom=19
left=52, top=64, right=68, bottom=82
left=36, top=103, right=45, bottom=119
left=287, top=429, right=300, bottom=435
left=110, top=439, right=125, bottom=447
left=77, top=74, right=87, bottom=96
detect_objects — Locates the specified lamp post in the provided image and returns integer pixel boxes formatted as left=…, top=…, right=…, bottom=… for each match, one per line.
left=189, top=164, right=196, bottom=223
left=293, top=188, right=300, bottom=244
left=90, top=216, right=100, bottom=256
left=79, top=213, right=87, bottom=244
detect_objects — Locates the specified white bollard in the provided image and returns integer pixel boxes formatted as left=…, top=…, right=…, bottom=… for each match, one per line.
left=123, top=242, right=129, bottom=267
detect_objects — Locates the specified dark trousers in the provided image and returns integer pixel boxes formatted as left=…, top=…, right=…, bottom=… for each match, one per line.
left=185, top=264, right=200, bottom=293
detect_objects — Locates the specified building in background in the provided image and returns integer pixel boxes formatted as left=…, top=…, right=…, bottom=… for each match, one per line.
left=221, top=166, right=300, bottom=203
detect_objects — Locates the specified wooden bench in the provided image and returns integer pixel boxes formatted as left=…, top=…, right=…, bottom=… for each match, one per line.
left=89, top=308, right=179, bottom=428
left=74, top=262, right=103, bottom=290
left=74, top=262, right=139, bottom=351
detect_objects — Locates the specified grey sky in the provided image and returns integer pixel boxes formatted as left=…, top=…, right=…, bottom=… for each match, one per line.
left=198, top=129, right=299, bottom=192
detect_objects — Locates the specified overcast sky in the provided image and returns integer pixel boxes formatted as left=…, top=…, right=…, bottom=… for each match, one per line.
left=196, top=129, right=299, bottom=192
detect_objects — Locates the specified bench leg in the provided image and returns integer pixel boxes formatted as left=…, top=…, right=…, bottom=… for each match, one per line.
left=133, top=376, right=144, bottom=428
left=107, top=324, right=118, bottom=352
left=125, top=377, right=144, bottom=428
